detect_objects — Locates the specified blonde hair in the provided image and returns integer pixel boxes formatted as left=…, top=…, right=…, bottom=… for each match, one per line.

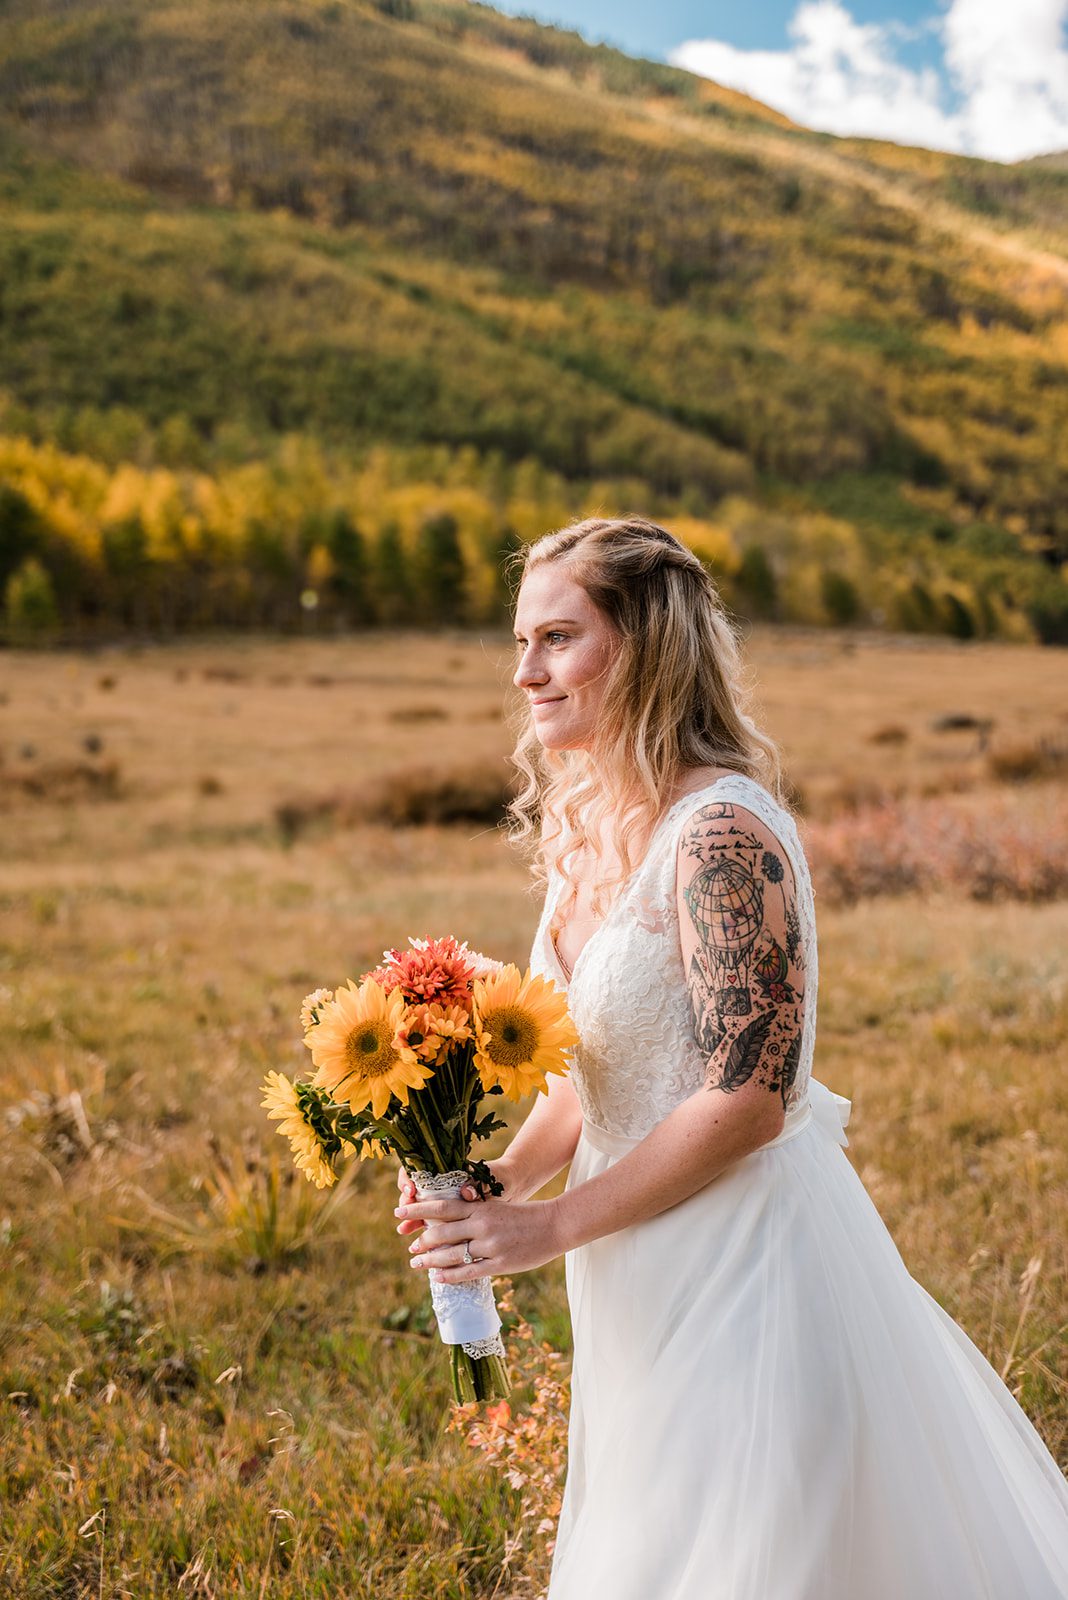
left=502, top=515, right=788, bottom=919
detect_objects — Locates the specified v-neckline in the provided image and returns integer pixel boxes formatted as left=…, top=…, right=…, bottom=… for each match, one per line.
left=545, top=774, right=741, bottom=988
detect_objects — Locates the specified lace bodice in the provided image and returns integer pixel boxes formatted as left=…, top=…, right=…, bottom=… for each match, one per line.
left=529, top=775, right=818, bottom=1139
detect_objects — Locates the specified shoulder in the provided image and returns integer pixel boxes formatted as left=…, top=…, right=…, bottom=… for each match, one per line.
left=673, top=785, right=798, bottom=901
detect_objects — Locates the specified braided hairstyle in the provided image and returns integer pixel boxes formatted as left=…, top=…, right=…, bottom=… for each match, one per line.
left=502, top=515, right=788, bottom=916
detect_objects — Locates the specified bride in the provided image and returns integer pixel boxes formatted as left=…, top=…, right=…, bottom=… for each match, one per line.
left=395, top=516, right=1068, bottom=1597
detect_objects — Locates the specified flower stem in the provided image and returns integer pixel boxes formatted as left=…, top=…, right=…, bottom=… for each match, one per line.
left=406, top=1089, right=449, bottom=1174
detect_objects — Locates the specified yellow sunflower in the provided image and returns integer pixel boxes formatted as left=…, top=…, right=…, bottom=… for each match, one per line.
left=305, top=977, right=436, bottom=1118
left=260, top=1070, right=336, bottom=1189
left=472, top=966, right=580, bottom=1100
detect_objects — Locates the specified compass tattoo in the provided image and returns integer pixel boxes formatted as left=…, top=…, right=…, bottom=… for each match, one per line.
left=678, top=802, right=805, bottom=1109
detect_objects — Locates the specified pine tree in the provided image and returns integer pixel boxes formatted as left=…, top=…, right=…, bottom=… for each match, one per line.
left=4, top=556, right=60, bottom=641
left=0, top=484, right=41, bottom=595
left=326, top=510, right=376, bottom=626
left=416, top=511, right=467, bottom=626
left=734, top=544, right=778, bottom=620
left=373, top=521, right=415, bottom=625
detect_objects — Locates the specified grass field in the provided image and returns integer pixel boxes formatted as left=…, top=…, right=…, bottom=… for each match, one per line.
left=1, top=624, right=1066, bottom=1596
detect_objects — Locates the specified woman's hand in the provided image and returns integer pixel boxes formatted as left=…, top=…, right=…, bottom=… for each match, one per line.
left=394, top=1157, right=519, bottom=1238
left=394, top=1187, right=563, bottom=1283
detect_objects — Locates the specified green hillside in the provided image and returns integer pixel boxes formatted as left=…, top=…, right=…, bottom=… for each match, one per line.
left=1, top=0, right=1066, bottom=642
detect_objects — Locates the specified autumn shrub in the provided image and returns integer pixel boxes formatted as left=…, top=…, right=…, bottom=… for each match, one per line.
left=274, top=764, right=513, bottom=841
left=822, top=773, right=906, bottom=816
left=3, top=554, right=59, bottom=641
left=357, top=765, right=513, bottom=826
left=388, top=704, right=450, bottom=723
left=987, top=738, right=1068, bottom=784
left=808, top=795, right=1068, bottom=905
left=916, top=766, right=978, bottom=799
left=0, top=757, right=124, bottom=806
left=446, top=1279, right=570, bottom=1600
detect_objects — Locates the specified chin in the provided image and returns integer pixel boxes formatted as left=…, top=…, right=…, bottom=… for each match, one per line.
left=538, top=734, right=588, bottom=752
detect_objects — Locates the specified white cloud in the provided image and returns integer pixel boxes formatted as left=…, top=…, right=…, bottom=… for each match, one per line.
left=668, top=0, right=1068, bottom=162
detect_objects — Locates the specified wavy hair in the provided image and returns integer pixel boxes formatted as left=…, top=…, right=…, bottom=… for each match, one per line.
left=502, top=515, right=789, bottom=920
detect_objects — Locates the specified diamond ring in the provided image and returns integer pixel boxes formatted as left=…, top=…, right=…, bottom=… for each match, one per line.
left=462, top=1243, right=473, bottom=1264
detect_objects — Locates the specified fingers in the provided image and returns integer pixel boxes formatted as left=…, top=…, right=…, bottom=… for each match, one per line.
left=395, top=1168, right=421, bottom=1234
left=409, top=1231, right=484, bottom=1271
left=408, top=1220, right=470, bottom=1254
left=395, top=1187, right=479, bottom=1238
left=391, top=1203, right=470, bottom=1222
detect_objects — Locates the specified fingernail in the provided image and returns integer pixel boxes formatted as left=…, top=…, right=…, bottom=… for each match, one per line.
left=394, top=1207, right=407, bottom=1216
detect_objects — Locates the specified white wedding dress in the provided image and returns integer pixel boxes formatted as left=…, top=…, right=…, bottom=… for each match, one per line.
left=529, top=774, right=1068, bottom=1600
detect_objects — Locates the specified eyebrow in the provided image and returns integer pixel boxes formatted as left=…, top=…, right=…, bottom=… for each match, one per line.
left=513, top=618, right=580, bottom=639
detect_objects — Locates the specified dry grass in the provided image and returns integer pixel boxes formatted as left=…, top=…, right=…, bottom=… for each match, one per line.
left=0, top=625, right=1065, bottom=1596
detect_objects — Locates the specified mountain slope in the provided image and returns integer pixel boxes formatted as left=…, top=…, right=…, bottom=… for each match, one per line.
left=0, top=0, right=1066, bottom=611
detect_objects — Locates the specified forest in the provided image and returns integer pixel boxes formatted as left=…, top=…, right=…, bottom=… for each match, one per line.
left=0, top=0, right=1066, bottom=642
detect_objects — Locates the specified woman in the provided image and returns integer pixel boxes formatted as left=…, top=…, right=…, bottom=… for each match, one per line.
left=395, top=516, right=1068, bottom=1598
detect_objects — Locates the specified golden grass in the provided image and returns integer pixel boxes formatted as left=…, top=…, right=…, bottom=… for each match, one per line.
left=0, top=625, right=1065, bottom=1595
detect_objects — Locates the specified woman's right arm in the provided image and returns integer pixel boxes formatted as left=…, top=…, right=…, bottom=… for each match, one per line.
left=492, top=1067, right=584, bottom=1201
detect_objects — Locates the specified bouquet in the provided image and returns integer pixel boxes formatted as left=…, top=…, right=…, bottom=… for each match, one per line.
left=260, top=935, right=579, bottom=1403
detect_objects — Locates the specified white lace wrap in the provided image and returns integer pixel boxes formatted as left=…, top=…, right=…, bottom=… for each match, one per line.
left=409, top=1168, right=505, bottom=1361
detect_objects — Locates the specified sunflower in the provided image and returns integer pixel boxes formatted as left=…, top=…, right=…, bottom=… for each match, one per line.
left=260, top=1070, right=337, bottom=1189
left=305, top=977, right=436, bottom=1118
left=472, top=966, right=580, bottom=1099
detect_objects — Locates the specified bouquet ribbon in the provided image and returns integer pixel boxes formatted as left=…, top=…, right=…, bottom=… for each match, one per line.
left=410, top=1169, right=505, bottom=1360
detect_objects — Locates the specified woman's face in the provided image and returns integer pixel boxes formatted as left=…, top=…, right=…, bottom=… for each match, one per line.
left=512, top=564, right=621, bottom=751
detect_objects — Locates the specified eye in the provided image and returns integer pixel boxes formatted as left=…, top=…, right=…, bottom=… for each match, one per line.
left=545, top=631, right=568, bottom=645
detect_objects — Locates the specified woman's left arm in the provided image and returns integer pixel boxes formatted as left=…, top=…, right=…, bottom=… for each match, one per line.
left=549, top=798, right=805, bottom=1253
left=399, top=800, right=805, bottom=1276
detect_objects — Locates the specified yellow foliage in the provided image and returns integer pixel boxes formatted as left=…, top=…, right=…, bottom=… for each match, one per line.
left=305, top=542, right=335, bottom=588
left=668, top=515, right=741, bottom=576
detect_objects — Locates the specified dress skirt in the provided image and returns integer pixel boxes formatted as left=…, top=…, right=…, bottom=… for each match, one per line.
left=545, top=1077, right=1068, bottom=1600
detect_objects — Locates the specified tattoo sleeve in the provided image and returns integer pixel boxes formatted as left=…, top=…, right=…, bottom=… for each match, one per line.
left=675, top=802, right=805, bottom=1110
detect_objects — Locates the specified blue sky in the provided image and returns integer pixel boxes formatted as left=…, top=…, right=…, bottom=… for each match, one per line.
left=486, top=0, right=1068, bottom=162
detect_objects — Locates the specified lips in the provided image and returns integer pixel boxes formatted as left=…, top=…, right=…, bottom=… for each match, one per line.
left=532, top=698, right=564, bottom=706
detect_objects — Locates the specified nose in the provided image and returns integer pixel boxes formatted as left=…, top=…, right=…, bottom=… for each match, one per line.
left=513, top=644, right=548, bottom=692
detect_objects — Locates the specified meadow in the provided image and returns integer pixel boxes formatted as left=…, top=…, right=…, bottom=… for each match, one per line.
left=1, top=624, right=1066, bottom=1596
